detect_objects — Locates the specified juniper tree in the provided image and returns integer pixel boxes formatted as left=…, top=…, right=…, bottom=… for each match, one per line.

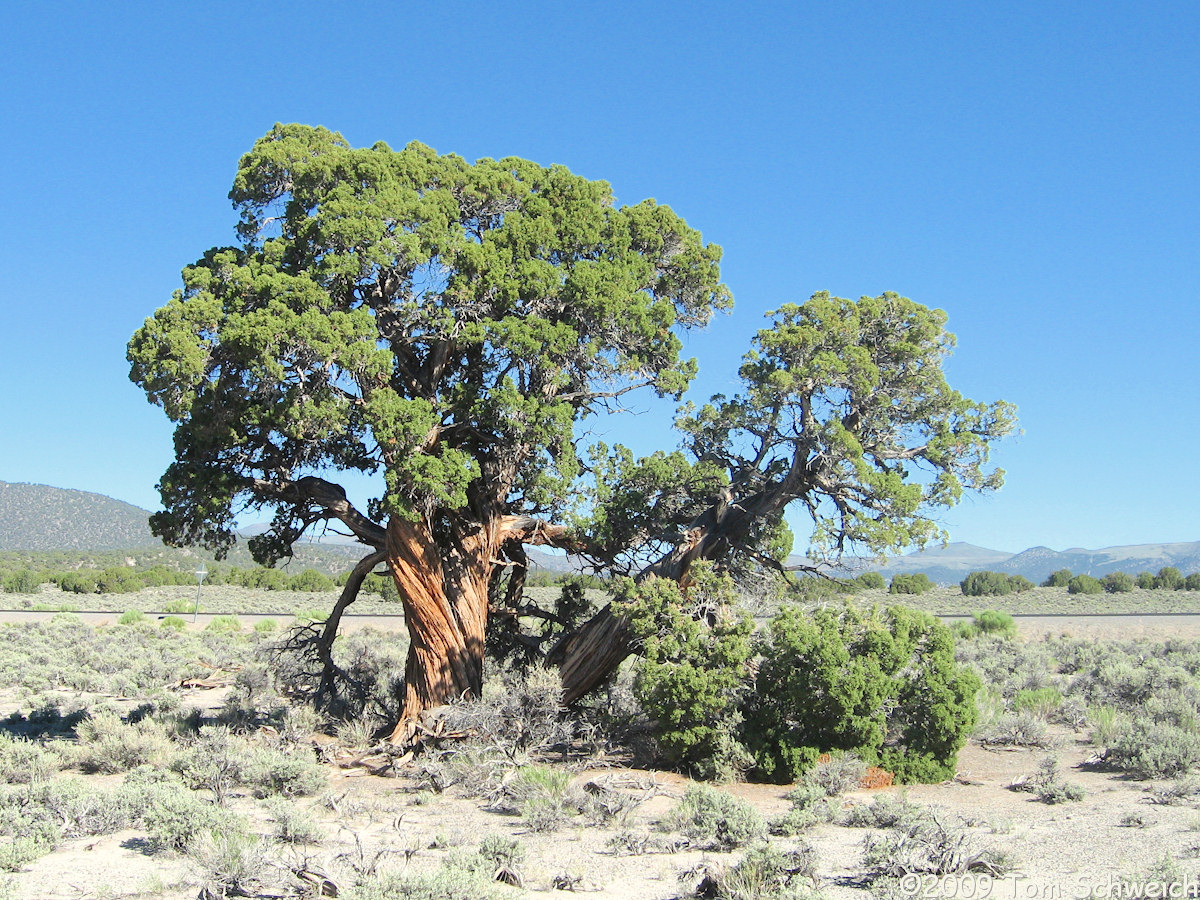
left=130, top=124, right=1015, bottom=735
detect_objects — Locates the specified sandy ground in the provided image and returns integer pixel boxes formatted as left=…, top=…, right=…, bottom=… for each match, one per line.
left=9, top=723, right=1200, bottom=900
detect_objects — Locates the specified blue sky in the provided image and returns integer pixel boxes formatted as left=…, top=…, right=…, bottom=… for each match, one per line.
left=1, top=1, right=1196, bottom=554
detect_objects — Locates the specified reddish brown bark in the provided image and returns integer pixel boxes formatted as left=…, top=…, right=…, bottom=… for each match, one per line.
left=386, top=517, right=490, bottom=742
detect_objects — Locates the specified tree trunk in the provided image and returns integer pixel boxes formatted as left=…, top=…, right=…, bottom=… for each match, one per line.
left=386, top=517, right=481, bottom=741
left=555, top=493, right=774, bottom=704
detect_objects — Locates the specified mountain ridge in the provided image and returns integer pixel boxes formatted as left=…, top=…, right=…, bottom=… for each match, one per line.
left=2, top=480, right=1196, bottom=582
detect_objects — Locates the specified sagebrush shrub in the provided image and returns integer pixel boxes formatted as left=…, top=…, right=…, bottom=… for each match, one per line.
left=862, top=815, right=1011, bottom=877
left=73, top=709, right=174, bottom=774
left=744, top=603, right=979, bottom=783
left=0, top=733, right=59, bottom=784
left=769, top=781, right=838, bottom=835
left=667, top=784, right=765, bottom=851
left=684, top=842, right=821, bottom=900
left=143, top=786, right=243, bottom=853
left=1105, top=722, right=1200, bottom=778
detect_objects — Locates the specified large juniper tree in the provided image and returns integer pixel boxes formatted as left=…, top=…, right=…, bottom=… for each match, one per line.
left=130, top=125, right=1015, bottom=735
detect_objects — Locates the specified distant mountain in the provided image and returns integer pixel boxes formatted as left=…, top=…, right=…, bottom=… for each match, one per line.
left=6, top=480, right=1197, bottom=583
left=0, top=481, right=155, bottom=550
left=0, top=481, right=370, bottom=575
left=827, top=540, right=1200, bottom=584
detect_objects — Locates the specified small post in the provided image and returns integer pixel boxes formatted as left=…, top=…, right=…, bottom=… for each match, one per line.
left=193, top=566, right=208, bottom=623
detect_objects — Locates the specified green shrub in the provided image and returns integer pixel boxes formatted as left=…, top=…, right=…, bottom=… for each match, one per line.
left=2, top=569, right=43, bottom=594
left=1067, top=574, right=1102, bottom=595
left=628, top=566, right=754, bottom=779
left=56, top=571, right=99, bottom=594
left=954, top=610, right=1017, bottom=640
left=842, top=793, right=928, bottom=828
left=1137, top=571, right=1157, bottom=589
left=287, top=569, right=335, bottom=592
left=74, top=710, right=174, bottom=774
left=189, top=829, right=270, bottom=899
left=360, top=572, right=400, bottom=602
left=242, top=747, right=328, bottom=798
left=0, top=734, right=59, bottom=784
left=684, top=843, right=820, bottom=900
left=1013, top=687, right=1063, bottom=718
left=1186, top=574, right=1200, bottom=591
left=162, top=597, right=200, bottom=614
left=960, top=571, right=1012, bottom=597
left=253, top=618, right=277, bottom=633
left=206, top=615, right=242, bottom=633
left=1156, top=567, right=1185, bottom=591
left=96, top=567, right=143, bottom=594
left=143, top=788, right=242, bottom=853
left=161, top=615, right=187, bottom=631
left=1043, top=569, right=1072, bottom=587
left=889, top=573, right=933, bottom=595
left=855, top=572, right=886, bottom=590
left=743, top=603, right=979, bottom=784
left=1102, top=571, right=1135, bottom=593
left=768, top=782, right=838, bottom=835
left=118, top=608, right=145, bottom=625
left=266, top=796, right=323, bottom=844
left=1106, top=722, right=1200, bottom=778
left=509, top=764, right=574, bottom=833
left=292, top=608, right=328, bottom=624
left=667, top=784, right=765, bottom=850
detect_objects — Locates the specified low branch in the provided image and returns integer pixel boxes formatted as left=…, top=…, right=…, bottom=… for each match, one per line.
left=252, top=475, right=387, bottom=548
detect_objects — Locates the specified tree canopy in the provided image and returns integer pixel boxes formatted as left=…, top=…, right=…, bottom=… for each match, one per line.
left=130, top=124, right=1015, bottom=729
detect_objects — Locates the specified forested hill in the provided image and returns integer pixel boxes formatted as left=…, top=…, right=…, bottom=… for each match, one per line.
left=0, top=481, right=155, bottom=550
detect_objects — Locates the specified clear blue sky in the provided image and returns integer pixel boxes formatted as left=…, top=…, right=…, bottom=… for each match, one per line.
left=1, top=1, right=1196, bottom=554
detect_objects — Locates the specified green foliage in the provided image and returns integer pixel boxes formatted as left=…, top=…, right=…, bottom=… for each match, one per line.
left=1013, top=687, right=1062, bottom=718
left=1067, top=574, right=1102, bottom=595
left=628, top=564, right=753, bottom=779
left=1156, top=566, right=1184, bottom=590
left=855, top=572, right=886, bottom=590
left=668, top=292, right=1015, bottom=565
left=1102, top=571, right=1135, bottom=593
left=973, top=610, right=1016, bottom=638
left=743, top=602, right=979, bottom=784
left=160, top=615, right=187, bottom=630
left=685, top=843, right=821, bottom=900
left=667, top=784, right=765, bottom=850
left=360, top=571, right=399, bottom=601
left=143, top=785, right=242, bottom=852
left=1106, top=722, right=1200, bottom=778
left=889, top=573, right=933, bottom=595
left=118, top=608, right=145, bottom=625
left=1137, top=571, right=1157, bottom=589
left=1, top=569, right=43, bottom=594
left=205, top=615, right=242, bottom=633
left=1043, top=569, right=1072, bottom=587
left=1187, top=573, right=1200, bottom=591
left=959, top=571, right=1032, bottom=598
left=0, top=734, right=59, bottom=784
left=960, top=570, right=1012, bottom=597
left=129, top=124, right=729, bottom=561
left=287, top=568, right=335, bottom=592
